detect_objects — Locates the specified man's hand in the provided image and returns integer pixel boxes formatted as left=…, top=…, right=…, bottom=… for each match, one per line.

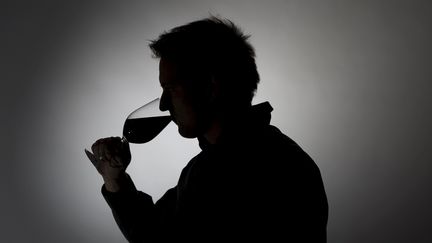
left=85, top=137, right=131, bottom=192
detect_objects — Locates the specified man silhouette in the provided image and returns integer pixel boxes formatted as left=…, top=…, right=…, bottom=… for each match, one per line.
left=86, top=16, right=328, bottom=242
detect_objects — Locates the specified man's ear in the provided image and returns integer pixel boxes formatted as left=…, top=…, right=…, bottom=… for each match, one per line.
left=210, top=76, right=221, bottom=102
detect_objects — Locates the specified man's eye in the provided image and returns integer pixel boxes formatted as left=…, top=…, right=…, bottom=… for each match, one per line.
left=164, top=86, right=176, bottom=92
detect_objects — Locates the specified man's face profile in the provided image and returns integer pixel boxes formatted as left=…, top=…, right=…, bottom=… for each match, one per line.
left=159, top=58, right=207, bottom=139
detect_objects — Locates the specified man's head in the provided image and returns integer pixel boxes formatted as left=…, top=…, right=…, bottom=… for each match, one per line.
left=150, top=16, right=260, bottom=139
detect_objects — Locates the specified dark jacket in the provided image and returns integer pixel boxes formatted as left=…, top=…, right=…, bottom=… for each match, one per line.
left=102, top=102, right=328, bottom=242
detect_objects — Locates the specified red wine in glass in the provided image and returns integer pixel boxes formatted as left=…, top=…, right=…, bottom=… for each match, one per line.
left=122, top=98, right=172, bottom=144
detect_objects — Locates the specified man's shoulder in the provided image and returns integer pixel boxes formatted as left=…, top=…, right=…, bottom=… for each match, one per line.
left=245, top=124, right=320, bottom=173
left=248, top=124, right=306, bottom=155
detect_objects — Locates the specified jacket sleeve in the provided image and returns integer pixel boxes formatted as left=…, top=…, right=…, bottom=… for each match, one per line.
left=101, top=173, right=177, bottom=243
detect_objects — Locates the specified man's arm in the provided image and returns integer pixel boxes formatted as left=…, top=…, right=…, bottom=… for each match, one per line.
left=85, top=137, right=177, bottom=242
left=101, top=173, right=161, bottom=243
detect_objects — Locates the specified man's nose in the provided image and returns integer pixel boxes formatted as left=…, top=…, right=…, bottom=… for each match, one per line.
left=159, top=91, right=169, bottom=111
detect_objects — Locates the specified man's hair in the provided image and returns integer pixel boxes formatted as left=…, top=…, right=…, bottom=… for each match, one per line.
left=149, top=16, right=260, bottom=109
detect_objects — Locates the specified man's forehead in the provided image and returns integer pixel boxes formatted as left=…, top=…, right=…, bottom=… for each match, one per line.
left=159, top=58, right=192, bottom=86
left=159, top=58, right=178, bottom=85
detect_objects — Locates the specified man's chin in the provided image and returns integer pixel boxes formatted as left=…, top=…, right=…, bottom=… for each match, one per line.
left=178, top=127, right=198, bottom=139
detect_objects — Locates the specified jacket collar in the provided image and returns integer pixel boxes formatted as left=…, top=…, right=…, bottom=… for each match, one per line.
left=198, top=101, right=273, bottom=150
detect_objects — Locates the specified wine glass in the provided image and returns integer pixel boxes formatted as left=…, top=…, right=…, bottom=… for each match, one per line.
left=84, top=98, right=171, bottom=168
left=122, top=98, right=172, bottom=144
left=85, top=98, right=170, bottom=167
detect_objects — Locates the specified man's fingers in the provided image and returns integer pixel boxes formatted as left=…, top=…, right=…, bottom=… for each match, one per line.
left=89, top=137, right=128, bottom=169
left=106, top=137, right=119, bottom=160
left=85, top=149, right=98, bottom=167
left=109, top=157, right=123, bottom=168
left=98, top=139, right=105, bottom=161
left=91, top=139, right=102, bottom=159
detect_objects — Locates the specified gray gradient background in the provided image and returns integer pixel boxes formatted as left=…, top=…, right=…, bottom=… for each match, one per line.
left=2, top=0, right=432, bottom=242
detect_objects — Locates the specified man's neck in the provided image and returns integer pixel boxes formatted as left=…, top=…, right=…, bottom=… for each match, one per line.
left=203, top=119, right=223, bottom=144
left=202, top=105, right=252, bottom=144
